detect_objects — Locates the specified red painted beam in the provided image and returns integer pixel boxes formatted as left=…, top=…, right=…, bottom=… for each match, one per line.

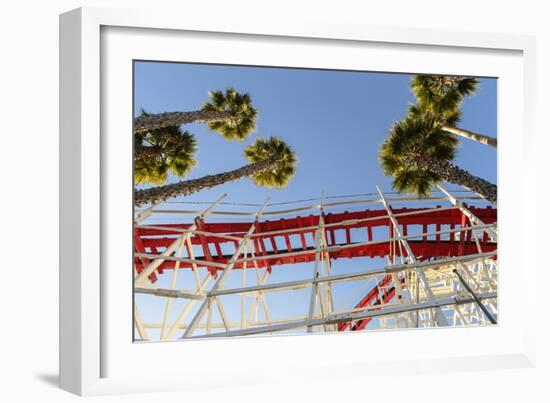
left=338, top=275, right=396, bottom=331
left=133, top=229, right=158, bottom=282
left=141, top=241, right=496, bottom=272
left=135, top=207, right=497, bottom=281
left=137, top=208, right=496, bottom=250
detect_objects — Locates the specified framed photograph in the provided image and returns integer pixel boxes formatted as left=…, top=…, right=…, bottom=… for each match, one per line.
left=60, top=7, right=537, bottom=396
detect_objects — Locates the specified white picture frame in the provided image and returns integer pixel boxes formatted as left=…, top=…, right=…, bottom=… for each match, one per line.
left=60, top=6, right=537, bottom=396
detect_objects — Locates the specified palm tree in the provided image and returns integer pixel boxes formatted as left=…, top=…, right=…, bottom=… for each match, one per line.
left=134, top=137, right=297, bottom=207
left=134, top=88, right=257, bottom=141
left=411, top=75, right=497, bottom=148
left=379, top=115, right=497, bottom=205
left=134, top=126, right=197, bottom=185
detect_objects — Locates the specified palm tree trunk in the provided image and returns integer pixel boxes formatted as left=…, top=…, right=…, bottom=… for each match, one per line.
left=134, top=159, right=275, bottom=206
left=416, top=156, right=497, bottom=205
left=442, top=126, right=497, bottom=148
left=134, top=110, right=233, bottom=133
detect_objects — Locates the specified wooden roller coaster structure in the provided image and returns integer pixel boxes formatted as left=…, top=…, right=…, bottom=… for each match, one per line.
left=133, top=185, right=497, bottom=341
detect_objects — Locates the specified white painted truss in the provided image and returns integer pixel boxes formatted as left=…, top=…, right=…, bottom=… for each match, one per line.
left=133, top=186, right=498, bottom=341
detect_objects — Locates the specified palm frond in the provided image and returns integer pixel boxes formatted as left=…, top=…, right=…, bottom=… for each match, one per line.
left=244, top=136, right=297, bottom=188
left=202, top=88, right=258, bottom=141
left=134, top=126, right=197, bottom=185
left=410, top=74, right=479, bottom=119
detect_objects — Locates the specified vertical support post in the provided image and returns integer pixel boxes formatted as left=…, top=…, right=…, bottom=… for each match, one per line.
left=159, top=236, right=186, bottom=340
left=184, top=236, right=204, bottom=293
left=376, top=186, right=449, bottom=327
left=306, top=193, right=326, bottom=333
left=241, top=244, right=248, bottom=330
left=133, top=305, right=148, bottom=341
left=206, top=299, right=212, bottom=335
left=319, top=213, right=336, bottom=331
left=247, top=240, right=271, bottom=323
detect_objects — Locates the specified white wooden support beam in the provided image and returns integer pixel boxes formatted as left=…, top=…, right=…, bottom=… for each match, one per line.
left=376, top=186, right=449, bottom=327
left=160, top=237, right=186, bottom=339
left=133, top=305, right=148, bottom=341
left=135, top=287, right=205, bottom=301
left=134, top=194, right=227, bottom=283
left=181, top=198, right=270, bottom=338
left=306, top=193, right=325, bottom=333
left=190, top=292, right=496, bottom=339
left=437, top=185, right=497, bottom=240
left=208, top=252, right=495, bottom=298
left=164, top=273, right=213, bottom=339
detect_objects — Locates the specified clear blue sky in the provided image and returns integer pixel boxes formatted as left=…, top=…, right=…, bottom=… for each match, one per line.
left=134, top=61, right=497, bottom=204
left=134, top=61, right=497, bottom=339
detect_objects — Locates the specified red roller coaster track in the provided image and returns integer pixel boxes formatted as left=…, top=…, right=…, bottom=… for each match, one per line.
left=135, top=206, right=496, bottom=277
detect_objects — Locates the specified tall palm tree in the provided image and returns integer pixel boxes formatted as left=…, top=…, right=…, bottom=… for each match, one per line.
left=134, top=137, right=297, bottom=206
left=134, top=126, right=197, bottom=185
left=379, top=115, right=497, bottom=205
left=134, top=88, right=257, bottom=141
left=411, top=75, right=497, bottom=148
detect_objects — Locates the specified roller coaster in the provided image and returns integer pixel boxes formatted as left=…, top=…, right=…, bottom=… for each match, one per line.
left=133, top=185, right=497, bottom=341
